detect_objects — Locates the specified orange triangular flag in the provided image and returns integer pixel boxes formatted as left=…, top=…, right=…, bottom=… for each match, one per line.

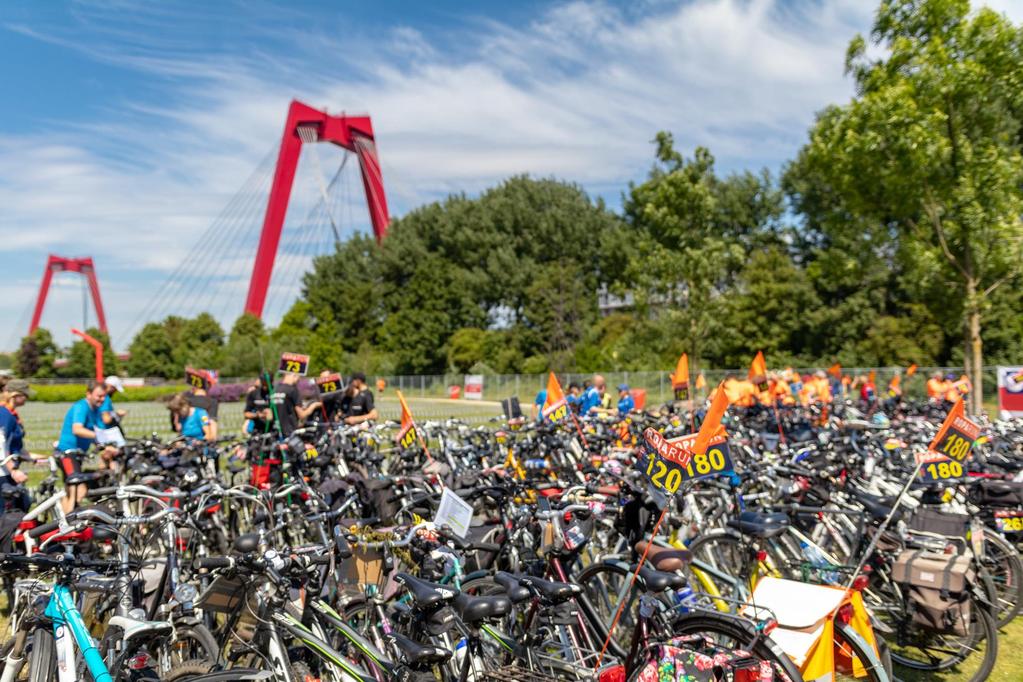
left=748, top=351, right=767, bottom=381
left=672, top=353, right=690, bottom=389
left=827, top=363, right=841, bottom=378
left=889, top=374, right=901, bottom=390
left=695, top=373, right=706, bottom=390
left=693, top=384, right=730, bottom=456
left=396, top=390, right=418, bottom=449
left=868, top=370, right=876, bottom=386
left=906, top=364, right=918, bottom=378
left=541, top=372, right=569, bottom=422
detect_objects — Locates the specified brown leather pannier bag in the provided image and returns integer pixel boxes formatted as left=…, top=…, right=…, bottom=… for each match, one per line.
left=892, top=549, right=975, bottom=636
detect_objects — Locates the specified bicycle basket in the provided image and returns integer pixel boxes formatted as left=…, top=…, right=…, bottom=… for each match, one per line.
left=892, top=549, right=975, bottom=636
left=907, top=507, right=969, bottom=539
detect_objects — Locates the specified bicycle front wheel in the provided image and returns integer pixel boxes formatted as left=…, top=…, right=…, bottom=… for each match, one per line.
left=671, top=610, right=804, bottom=682
left=834, top=621, right=889, bottom=682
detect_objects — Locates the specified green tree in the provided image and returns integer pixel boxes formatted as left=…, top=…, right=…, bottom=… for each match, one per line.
left=447, top=328, right=487, bottom=373
left=716, top=247, right=820, bottom=367
left=127, top=322, right=176, bottom=377
left=15, top=328, right=58, bottom=378
left=623, top=136, right=744, bottom=372
left=221, top=314, right=268, bottom=377
left=792, top=0, right=1023, bottom=411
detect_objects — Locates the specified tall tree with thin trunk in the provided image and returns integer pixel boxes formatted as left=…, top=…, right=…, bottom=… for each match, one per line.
left=790, top=0, right=1023, bottom=413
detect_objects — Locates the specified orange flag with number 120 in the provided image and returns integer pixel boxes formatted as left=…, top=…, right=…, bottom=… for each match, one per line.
left=541, top=372, right=569, bottom=422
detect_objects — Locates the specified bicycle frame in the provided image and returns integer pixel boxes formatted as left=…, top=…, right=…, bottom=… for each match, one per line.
left=44, top=583, right=111, bottom=682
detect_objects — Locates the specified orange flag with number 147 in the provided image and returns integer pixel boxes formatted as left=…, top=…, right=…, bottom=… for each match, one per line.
left=541, top=372, right=569, bottom=422
left=396, top=391, right=419, bottom=449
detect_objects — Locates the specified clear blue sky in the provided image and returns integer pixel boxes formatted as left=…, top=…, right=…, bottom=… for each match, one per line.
left=1, top=0, right=1018, bottom=349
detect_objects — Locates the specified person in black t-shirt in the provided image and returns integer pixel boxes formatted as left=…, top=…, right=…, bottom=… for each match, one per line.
left=243, top=378, right=273, bottom=433
left=272, top=372, right=320, bottom=436
left=340, top=372, right=378, bottom=425
left=317, top=370, right=345, bottom=423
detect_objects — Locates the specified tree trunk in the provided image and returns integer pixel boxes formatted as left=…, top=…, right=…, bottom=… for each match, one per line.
left=965, top=279, right=984, bottom=415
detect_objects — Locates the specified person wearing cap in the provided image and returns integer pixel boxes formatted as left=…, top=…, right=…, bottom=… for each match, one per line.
left=0, top=380, right=32, bottom=511
left=616, top=384, right=635, bottom=415
left=99, top=375, right=128, bottom=427
left=341, top=372, right=377, bottom=425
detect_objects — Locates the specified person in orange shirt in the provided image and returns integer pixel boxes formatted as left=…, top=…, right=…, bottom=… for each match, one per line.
left=721, top=375, right=742, bottom=404
left=798, top=375, right=816, bottom=406
left=768, top=372, right=794, bottom=406
left=734, top=379, right=757, bottom=408
left=943, top=373, right=970, bottom=403
left=926, top=372, right=946, bottom=401
left=812, top=370, right=833, bottom=404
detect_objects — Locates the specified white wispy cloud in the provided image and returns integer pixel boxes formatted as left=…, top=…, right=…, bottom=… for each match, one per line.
left=2, top=0, right=1018, bottom=347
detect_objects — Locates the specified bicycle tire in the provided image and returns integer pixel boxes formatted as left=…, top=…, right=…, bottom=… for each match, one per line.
left=671, top=610, right=805, bottom=682
left=159, top=623, right=221, bottom=670
left=834, top=621, right=889, bottom=682
left=27, top=629, right=54, bottom=682
left=980, top=527, right=1023, bottom=627
left=885, top=601, right=998, bottom=682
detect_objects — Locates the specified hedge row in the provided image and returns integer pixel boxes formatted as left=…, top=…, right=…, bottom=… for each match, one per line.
left=29, top=384, right=186, bottom=403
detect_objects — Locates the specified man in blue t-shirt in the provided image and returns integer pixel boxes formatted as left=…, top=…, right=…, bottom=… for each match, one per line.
left=56, top=381, right=111, bottom=512
left=531, top=388, right=547, bottom=422
left=578, top=375, right=605, bottom=415
left=616, top=384, right=635, bottom=415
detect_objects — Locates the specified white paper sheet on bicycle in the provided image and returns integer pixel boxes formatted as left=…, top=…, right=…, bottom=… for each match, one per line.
left=95, top=426, right=125, bottom=447
left=743, top=576, right=845, bottom=666
left=435, top=488, right=473, bottom=538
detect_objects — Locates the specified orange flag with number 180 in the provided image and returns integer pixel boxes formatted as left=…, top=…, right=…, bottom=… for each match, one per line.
left=693, top=384, right=730, bottom=456
left=541, top=372, right=569, bottom=422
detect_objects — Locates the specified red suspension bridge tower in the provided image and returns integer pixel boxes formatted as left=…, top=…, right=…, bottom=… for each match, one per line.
left=244, top=100, right=390, bottom=319
left=29, top=255, right=108, bottom=336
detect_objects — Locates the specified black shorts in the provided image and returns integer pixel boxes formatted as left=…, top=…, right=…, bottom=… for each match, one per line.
left=56, top=451, right=83, bottom=482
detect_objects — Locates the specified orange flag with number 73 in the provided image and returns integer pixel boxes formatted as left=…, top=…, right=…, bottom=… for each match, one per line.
left=693, top=384, right=729, bottom=456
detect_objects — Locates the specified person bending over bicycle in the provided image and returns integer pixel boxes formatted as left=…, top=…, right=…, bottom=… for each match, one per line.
left=55, top=380, right=117, bottom=513
left=167, top=392, right=214, bottom=442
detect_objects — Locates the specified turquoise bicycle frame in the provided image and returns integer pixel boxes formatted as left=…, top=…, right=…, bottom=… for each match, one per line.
left=44, top=584, right=111, bottom=682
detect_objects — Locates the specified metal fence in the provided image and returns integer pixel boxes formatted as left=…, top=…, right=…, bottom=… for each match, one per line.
left=373, top=366, right=1000, bottom=405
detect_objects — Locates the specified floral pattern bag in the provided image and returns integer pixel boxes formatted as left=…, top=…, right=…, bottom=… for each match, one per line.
left=634, top=634, right=792, bottom=682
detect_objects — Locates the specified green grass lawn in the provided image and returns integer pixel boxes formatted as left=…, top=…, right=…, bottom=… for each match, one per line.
left=16, top=396, right=506, bottom=453
left=894, top=617, right=1023, bottom=681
